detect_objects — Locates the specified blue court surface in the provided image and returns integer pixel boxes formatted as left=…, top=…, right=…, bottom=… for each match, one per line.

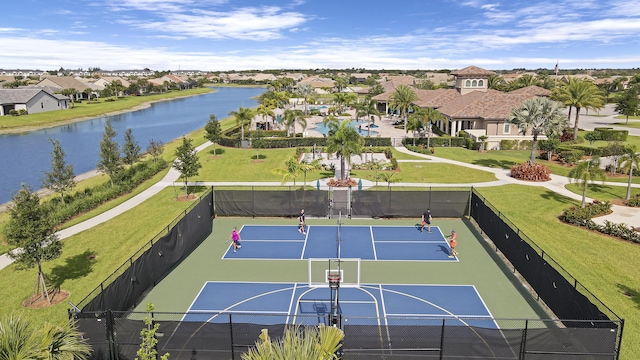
left=223, top=225, right=456, bottom=261
left=183, top=282, right=496, bottom=328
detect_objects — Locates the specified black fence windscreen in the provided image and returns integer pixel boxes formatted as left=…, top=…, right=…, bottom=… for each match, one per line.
left=469, top=190, right=622, bottom=334
left=78, top=191, right=214, bottom=312
left=75, top=311, right=621, bottom=360
left=213, top=188, right=470, bottom=218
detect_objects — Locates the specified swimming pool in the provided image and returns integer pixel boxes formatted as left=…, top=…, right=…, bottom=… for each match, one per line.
left=312, top=119, right=379, bottom=136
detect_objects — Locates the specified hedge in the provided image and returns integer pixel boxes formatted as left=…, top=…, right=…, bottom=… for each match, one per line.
left=593, top=127, right=628, bottom=141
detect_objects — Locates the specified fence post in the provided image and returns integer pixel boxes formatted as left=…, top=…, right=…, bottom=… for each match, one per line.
left=106, top=310, right=118, bottom=360
left=229, top=313, right=235, bottom=360
left=518, top=319, right=528, bottom=359
left=439, top=318, right=446, bottom=360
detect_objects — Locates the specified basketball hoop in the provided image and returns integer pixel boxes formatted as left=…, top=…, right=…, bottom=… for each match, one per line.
left=327, top=272, right=341, bottom=289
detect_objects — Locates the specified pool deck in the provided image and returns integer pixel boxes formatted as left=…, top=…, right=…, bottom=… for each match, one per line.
left=253, top=107, right=415, bottom=140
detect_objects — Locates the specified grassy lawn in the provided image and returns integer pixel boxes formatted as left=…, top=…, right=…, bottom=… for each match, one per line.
left=612, top=121, right=640, bottom=129
left=476, top=185, right=640, bottom=359
left=565, top=183, right=640, bottom=202
left=0, top=88, right=212, bottom=134
left=0, top=187, right=206, bottom=325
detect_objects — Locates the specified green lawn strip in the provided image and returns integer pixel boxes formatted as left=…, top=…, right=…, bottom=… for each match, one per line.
left=475, top=185, right=640, bottom=359
left=0, top=88, right=212, bottom=133
left=390, top=148, right=429, bottom=160
left=133, top=217, right=546, bottom=323
left=195, top=146, right=497, bottom=184
left=611, top=121, right=640, bottom=129
left=0, top=187, right=203, bottom=325
left=565, top=183, right=640, bottom=202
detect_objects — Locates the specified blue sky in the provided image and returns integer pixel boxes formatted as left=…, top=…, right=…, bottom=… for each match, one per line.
left=2, top=0, right=640, bottom=71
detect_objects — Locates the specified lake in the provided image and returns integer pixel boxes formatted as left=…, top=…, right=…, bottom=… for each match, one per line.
left=0, top=87, right=264, bottom=204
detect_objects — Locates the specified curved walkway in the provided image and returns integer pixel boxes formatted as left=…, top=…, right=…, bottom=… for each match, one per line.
left=1, top=142, right=639, bottom=270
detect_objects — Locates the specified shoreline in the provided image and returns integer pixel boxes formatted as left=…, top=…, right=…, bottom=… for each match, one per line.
left=0, top=89, right=214, bottom=135
left=0, top=90, right=216, bottom=211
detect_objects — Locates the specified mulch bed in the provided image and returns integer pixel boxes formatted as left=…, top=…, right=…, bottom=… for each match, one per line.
left=23, top=290, right=70, bottom=308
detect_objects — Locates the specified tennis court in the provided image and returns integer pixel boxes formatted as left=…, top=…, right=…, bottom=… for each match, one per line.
left=223, top=224, right=456, bottom=260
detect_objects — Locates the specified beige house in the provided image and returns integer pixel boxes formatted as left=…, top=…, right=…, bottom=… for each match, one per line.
left=373, top=65, right=552, bottom=149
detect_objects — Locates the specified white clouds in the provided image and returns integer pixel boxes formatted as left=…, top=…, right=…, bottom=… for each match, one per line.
left=1, top=0, right=639, bottom=70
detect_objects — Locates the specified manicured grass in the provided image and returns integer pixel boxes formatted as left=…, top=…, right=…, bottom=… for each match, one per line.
left=612, top=121, right=640, bottom=129
left=565, top=183, right=640, bottom=202
left=0, top=187, right=206, bottom=325
left=475, top=185, right=640, bottom=359
left=0, top=88, right=212, bottom=133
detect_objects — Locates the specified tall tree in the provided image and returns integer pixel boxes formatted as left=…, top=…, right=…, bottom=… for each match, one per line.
left=4, top=185, right=62, bottom=304
left=173, top=136, right=202, bottom=197
left=146, top=139, right=164, bottom=163
left=229, top=107, right=255, bottom=141
left=326, top=119, right=364, bottom=181
left=356, top=98, right=381, bottom=137
left=204, top=114, right=222, bottom=156
left=553, top=78, right=605, bottom=139
left=568, top=157, right=607, bottom=208
left=60, top=88, right=78, bottom=108
left=97, top=119, right=122, bottom=187
left=389, top=84, right=418, bottom=131
left=256, top=103, right=275, bottom=126
left=618, top=146, right=640, bottom=200
left=282, top=109, right=304, bottom=137
left=297, top=83, right=316, bottom=115
left=509, top=97, right=568, bottom=164
left=614, top=87, right=640, bottom=124
left=406, top=115, right=423, bottom=146
left=122, top=128, right=141, bottom=166
left=42, top=138, right=76, bottom=204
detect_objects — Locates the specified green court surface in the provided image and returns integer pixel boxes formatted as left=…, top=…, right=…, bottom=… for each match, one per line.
left=133, top=217, right=549, bottom=322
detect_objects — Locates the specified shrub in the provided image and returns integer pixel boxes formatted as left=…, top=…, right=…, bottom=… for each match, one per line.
left=8, top=109, right=19, bottom=116
left=500, top=140, right=518, bottom=150
left=509, top=162, right=551, bottom=181
left=557, top=149, right=584, bottom=164
left=383, top=148, right=393, bottom=159
left=594, top=128, right=628, bottom=142
left=561, top=200, right=612, bottom=225
left=389, top=158, right=398, bottom=170
left=626, top=194, right=640, bottom=207
left=18, top=109, right=28, bottom=115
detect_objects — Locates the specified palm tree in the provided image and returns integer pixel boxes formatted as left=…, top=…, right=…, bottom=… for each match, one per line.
left=380, top=171, right=400, bottom=190
left=326, top=119, right=364, bottom=181
left=356, top=98, right=381, bottom=137
left=297, top=84, right=315, bottom=115
left=256, top=103, right=275, bottom=126
left=553, top=78, right=605, bottom=139
left=406, top=115, right=423, bottom=146
left=282, top=109, right=304, bottom=137
left=389, top=84, right=418, bottom=131
left=509, top=97, right=568, bottom=164
left=271, top=156, right=302, bottom=187
left=242, top=325, right=343, bottom=360
left=229, top=107, right=255, bottom=141
left=300, top=159, right=321, bottom=188
left=0, top=315, right=90, bottom=360
left=332, top=92, right=349, bottom=114
left=618, top=146, right=640, bottom=200
left=568, top=157, right=607, bottom=208
left=488, top=75, right=507, bottom=91
left=510, top=74, right=540, bottom=90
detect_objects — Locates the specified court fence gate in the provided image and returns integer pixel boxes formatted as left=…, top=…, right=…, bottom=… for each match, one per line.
left=71, top=187, right=624, bottom=359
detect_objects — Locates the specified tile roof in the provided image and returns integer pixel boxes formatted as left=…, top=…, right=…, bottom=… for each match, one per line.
left=451, top=66, right=496, bottom=77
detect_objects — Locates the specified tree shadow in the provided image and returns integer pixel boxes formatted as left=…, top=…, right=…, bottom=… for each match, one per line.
left=588, top=184, right=624, bottom=200
left=617, top=283, right=640, bottom=310
left=472, top=159, right=517, bottom=169
left=49, top=250, right=97, bottom=288
left=539, top=189, right=577, bottom=206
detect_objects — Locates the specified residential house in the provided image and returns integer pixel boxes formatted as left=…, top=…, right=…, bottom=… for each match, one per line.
left=0, top=88, right=69, bottom=116
left=373, top=65, right=552, bottom=149
left=35, top=76, right=91, bottom=100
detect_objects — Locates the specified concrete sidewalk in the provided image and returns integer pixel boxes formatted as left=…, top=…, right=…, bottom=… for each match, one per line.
left=1, top=142, right=638, bottom=270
